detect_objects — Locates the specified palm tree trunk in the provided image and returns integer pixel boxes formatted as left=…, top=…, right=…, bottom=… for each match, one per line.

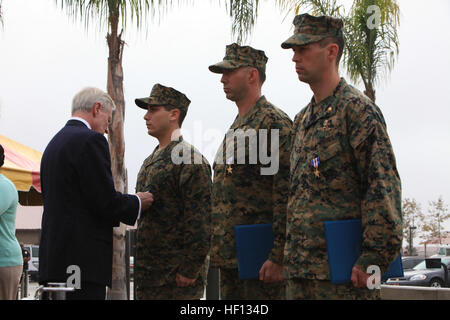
left=364, top=82, right=376, bottom=102
left=106, top=11, right=128, bottom=300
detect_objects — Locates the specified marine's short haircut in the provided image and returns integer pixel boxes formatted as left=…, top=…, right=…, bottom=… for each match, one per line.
left=257, top=67, right=266, bottom=84
left=243, top=66, right=266, bottom=85
left=318, top=34, right=345, bottom=66
left=163, top=106, right=187, bottom=128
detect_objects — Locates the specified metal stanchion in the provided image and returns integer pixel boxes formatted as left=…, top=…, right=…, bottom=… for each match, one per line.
left=129, top=229, right=136, bottom=300
left=19, top=275, right=25, bottom=299
left=125, top=230, right=131, bottom=300
left=205, top=267, right=220, bottom=300
left=18, top=270, right=29, bottom=299
left=23, top=270, right=28, bottom=298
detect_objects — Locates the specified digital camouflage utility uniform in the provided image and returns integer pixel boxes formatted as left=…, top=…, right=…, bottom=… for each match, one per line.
left=281, top=14, right=402, bottom=300
left=134, top=84, right=212, bottom=300
left=209, top=44, right=293, bottom=300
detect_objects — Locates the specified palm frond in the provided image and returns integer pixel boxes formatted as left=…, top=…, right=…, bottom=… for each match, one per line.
left=343, top=0, right=400, bottom=89
left=275, top=0, right=344, bottom=19
left=55, top=0, right=188, bottom=33
left=224, top=0, right=260, bottom=44
left=0, top=0, right=3, bottom=26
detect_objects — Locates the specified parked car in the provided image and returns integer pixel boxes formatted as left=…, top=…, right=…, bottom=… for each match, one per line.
left=23, top=244, right=39, bottom=281
left=402, top=256, right=425, bottom=271
left=386, top=257, right=450, bottom=287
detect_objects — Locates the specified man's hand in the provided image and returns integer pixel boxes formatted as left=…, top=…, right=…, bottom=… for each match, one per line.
left=351, top=266, right=370, bottom=288
left=137, top=192, right=154, bottom=211
left=259, top=260, right=284, bottom=283
left=176, top=273, right=196, bottom=287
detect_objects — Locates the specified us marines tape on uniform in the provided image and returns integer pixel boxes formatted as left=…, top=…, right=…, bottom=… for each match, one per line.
left=282, top=14, right=402, bottom=299
left=209, top=44, right=293, bottom=299
left=134, top=84, right=212, bottom=300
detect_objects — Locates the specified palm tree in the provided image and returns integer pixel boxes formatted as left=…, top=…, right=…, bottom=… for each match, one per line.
left=232, top=0, right=400, bottom=102
left=55, top=0, right=180, bottom=300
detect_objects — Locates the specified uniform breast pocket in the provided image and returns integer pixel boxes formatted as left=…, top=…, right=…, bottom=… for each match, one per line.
left=316, top=118, right=340, bottom=145
left=232, top=163, right=260, bottom=180
left=136, top=164, right=153, bottom=193
left=315, top=141, right=342, bottom=163
left=311, top=141, right=344, bottom=191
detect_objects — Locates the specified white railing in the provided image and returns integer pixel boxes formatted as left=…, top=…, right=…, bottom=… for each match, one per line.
left=381, top=285, right=450, bottom=300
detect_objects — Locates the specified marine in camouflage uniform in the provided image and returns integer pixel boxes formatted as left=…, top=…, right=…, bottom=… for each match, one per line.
left=134, top=84, right=212, bottom=300
left=281, top=14, right=402, bottom=299
left=209, top=44, right=293, bottom=300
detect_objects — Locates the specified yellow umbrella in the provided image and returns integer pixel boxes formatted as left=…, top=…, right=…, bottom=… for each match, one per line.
left=0, top=134, right=43, bottom=205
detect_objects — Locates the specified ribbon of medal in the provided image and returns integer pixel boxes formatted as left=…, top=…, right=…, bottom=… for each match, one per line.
left=226, top=156, right=233, bottom=174
left=311, top=156, right=320, bottom=178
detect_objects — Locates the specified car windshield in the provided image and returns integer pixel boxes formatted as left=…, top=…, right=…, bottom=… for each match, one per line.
left=403, top=259, right=423, bottom=269
left=413, top=258, right=450, bottom=270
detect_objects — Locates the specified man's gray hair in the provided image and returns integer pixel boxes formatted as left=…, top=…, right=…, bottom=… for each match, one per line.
left=71, top=87, right=116, bottom=114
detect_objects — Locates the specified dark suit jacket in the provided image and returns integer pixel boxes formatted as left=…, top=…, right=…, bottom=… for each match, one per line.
left=39, top=119, right=139, bottom=287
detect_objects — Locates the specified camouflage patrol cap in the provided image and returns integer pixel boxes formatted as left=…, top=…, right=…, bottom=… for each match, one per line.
left=281, top=13, right=343, bottom=49
left=135, top=83, right=190, bottom=113
left=209, top=43, right=268, bottom=74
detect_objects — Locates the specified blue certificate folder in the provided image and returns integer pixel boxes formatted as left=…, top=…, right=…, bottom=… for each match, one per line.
left=324, top=219, right=403, bottom=284
left=234, top=224, right=274, bottom=280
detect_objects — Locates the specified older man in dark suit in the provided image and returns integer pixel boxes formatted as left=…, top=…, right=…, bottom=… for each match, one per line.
left=39, top=87, right=154, bottom=300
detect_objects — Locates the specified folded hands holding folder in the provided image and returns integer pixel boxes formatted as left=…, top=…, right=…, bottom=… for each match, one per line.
left=234, top=220, right=403, bottom=288
left=324, top=219, right=403, bottom=286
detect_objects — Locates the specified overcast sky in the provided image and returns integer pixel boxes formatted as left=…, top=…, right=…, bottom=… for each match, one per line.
left=1, top=0, right=449, bottom=229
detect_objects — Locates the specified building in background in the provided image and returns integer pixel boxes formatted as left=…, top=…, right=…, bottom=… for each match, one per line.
left=15, top=205, right=42, bottom=245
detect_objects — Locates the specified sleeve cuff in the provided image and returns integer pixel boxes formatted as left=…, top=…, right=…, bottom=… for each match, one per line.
left=135, top=194, right=142, bottom=220
left=269, top=249, right=284, bottom=265
left=355, top=252, right=388, bottom=275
